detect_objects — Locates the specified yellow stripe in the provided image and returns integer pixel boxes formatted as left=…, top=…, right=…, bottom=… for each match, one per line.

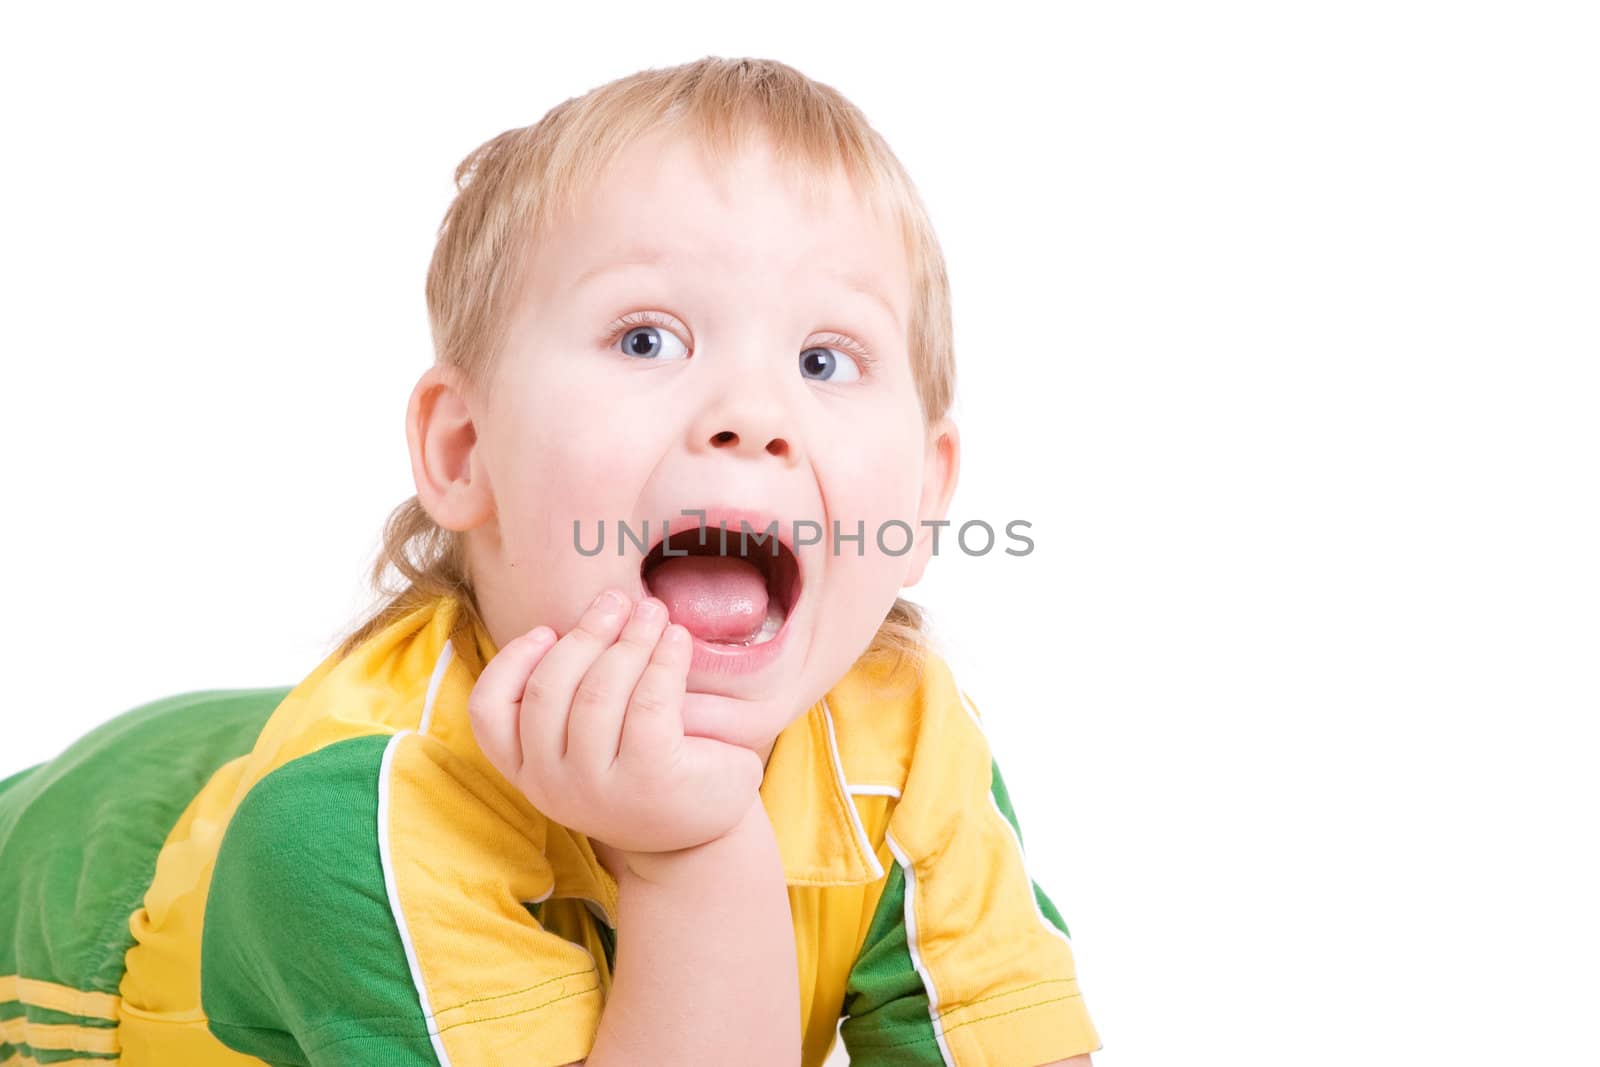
left=0, top=1016, right=119, bottom=1053
left=0, top=975, right=119, bottom=1021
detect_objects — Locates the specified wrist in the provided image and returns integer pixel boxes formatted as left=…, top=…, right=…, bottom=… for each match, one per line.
left=617, top=797, right=778, bottom=888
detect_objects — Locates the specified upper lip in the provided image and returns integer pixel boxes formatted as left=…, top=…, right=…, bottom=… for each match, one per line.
left=642, top=505, right=800, bottom=560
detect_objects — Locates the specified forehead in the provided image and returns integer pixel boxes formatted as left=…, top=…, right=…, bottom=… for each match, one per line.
left=528, top=126, right=910, bottom=316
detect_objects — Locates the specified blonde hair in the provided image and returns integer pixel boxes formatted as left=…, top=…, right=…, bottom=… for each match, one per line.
left=334, top=56, right=955, bottom=684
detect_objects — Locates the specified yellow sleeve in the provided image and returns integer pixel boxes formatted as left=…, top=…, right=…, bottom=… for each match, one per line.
left=841, top=674, right=1101, bottom=1065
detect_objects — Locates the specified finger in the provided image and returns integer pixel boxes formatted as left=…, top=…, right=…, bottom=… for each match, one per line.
left=521, top=588, right=631, bottom=762
left=568, top=596, right=670, bottom=775
left=466, top=626, right=557, bottom=777
left=615, top=622, right=694, bottom=768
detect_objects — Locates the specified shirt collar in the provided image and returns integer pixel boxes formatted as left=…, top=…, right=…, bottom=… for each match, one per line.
left=369, top=595, right=887, bottom=925
left=757, top=687, right=887, bottom=889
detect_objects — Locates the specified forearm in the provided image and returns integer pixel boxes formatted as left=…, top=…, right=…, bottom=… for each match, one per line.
left=583, top=801, right=801, bottom=1067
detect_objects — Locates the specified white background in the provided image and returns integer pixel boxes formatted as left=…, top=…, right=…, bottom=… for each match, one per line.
left=2, top=3, right=1596, bottom=1065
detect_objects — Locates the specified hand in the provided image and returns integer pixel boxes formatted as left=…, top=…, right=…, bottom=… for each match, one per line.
left=468, top=588, right=765, bottom=872
left=592, top=793, right=779, bottom=887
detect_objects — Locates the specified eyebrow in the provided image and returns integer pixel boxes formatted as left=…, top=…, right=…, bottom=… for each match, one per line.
left=569, top=248, right=668, bottom=292
left=569, top=248, right=903, bottom=333
left=827, top=268, right=904, bottom=333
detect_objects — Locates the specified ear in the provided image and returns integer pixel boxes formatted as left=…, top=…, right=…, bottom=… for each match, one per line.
left=406, top=364, right=495, bottom=532
left=902, top=415, right=960, bottom=588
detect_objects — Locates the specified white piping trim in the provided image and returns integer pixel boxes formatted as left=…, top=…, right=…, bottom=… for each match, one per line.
left=418, top=640, right=456, bottom=736
left=885, top=831, right=956, bottom=1067
left=377, top=730, right=454, bottom=1066
left=961, top=687, right=1073, bottom=945
left=847, top=783, right=902, bottom=799
left=819, top=699, right=885, bottom=881
left=582, top=898, right=614, bottom=929
left=988, top=789, right=1074, bottom=948
left=957, top=689, right=985, bottom=732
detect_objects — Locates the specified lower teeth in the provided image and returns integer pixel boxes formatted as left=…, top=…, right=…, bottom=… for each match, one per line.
left=713, top=601, right=786, bottom=647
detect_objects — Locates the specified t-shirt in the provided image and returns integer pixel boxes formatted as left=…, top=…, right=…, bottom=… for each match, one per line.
left=0, top=593, right=1100, bottom=1066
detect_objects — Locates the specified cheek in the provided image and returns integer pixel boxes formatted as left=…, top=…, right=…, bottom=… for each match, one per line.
left=813, top=425, right=925, bottom=588
left=495, top=359, right=651, bottom=500
left=817, top=396, right=925, bottom=513
left=488, top=406, right=656, bottom=570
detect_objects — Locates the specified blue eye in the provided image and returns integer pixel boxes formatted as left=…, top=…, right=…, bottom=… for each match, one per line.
left=617, top=324, right=690, bottom=360
left=799, top=346, right=862, bottom=382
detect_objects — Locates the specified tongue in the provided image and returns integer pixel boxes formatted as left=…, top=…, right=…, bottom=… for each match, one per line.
left=644, top=555, right=770, bottom=643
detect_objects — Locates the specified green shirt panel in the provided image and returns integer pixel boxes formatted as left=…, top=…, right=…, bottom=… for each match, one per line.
left=0, top=687, right=287, bottom=1055
left=202, top=733, right=442, bottom=1066
left=838, top=754, right=1075, bottom=1063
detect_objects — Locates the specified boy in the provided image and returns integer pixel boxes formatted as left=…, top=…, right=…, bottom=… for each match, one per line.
left=0, top=56, right=1098, bottom=1065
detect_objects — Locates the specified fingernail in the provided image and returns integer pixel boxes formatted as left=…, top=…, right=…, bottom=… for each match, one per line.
left=592, top=589, right=623, bottom=615
left=634, top=598, right=663, bottom=623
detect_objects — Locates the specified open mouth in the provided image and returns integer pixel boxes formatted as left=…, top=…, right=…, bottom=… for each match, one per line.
left=639, top=524, right=802, bottom=648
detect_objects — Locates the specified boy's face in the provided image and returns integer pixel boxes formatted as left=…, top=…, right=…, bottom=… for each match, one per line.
left=412, top=125, right=958, bottom=761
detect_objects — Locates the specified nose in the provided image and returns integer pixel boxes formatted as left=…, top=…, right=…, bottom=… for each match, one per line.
left=690, top=376, right=801, bottom=465
left=707, top=426, right=792, bottom=460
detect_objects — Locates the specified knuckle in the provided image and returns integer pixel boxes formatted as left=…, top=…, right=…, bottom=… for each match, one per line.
left=575, top=613, right=619, bottom=641
left=557, top=630, right=602, bottom=663
left=573, top=676, right=613, bottom=709
left=629, top=688, right=670, bottom=719
left=616, top=624, right=657, bottom=650
left=522, top=676, right=554, bottom=707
